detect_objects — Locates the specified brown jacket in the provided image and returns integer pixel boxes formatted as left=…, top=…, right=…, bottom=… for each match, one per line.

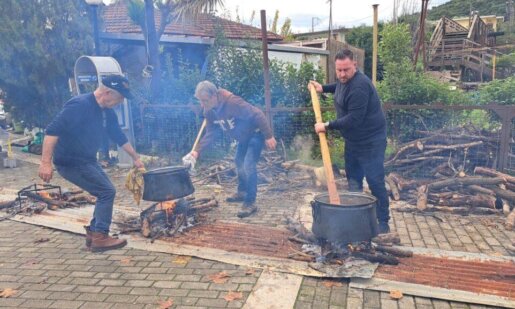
left=195, top=89, right=273, bottom=155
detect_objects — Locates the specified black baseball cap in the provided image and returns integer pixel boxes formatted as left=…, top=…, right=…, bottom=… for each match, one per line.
left=102, top=75, right=134, bottom=99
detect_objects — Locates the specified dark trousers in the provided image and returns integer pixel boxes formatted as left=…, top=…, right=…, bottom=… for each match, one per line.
left=344, top=139, right=390, bottom=223
left=234, top=133, right=265, bottom=203
left=56, top=162, right=116, bottom=233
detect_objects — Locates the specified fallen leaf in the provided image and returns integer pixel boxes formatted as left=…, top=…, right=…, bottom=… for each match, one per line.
left=157, top=298, right=174, bottom=309
left=390, top=290, right=403, bottom=300
left=34, top=238, right=50, bottom=244
left=208, top=271, right=231, bottom=284
left=120, top=258, right=132, bottom=265
left=322, top=280, right=343, bottom=288
left=0, top=288, right=17, bottom=298
left=224, top=291, right=243, bottom=302
left=245, top=268, right=256, bottom=275
left=172, top=255, right=191, bottom=265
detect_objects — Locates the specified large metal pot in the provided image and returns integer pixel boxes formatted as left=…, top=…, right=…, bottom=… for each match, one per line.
left=311, top=192, right=378, bottom=244
left=142, top=166, right=194, bottom=202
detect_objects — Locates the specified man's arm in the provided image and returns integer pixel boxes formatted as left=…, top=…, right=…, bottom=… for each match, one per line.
left=121, top=143, right=144, bottom=168
left=38, top=135, right=59, bottom=182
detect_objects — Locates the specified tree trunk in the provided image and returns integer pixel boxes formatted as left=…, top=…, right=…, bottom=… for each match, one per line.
left=144, top=0, right=161, bottom=100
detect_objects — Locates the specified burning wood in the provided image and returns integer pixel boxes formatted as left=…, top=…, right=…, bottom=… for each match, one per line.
left=117, top=196, right=219, bottom=240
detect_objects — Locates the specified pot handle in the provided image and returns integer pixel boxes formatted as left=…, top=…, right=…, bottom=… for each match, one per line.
left=311, top=201, right=320, bottom=222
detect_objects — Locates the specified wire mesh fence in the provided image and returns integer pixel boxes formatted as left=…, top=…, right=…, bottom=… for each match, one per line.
left=133, top=103, right=514, bottom=178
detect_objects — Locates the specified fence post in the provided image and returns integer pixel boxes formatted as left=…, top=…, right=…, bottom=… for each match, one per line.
left=490, top=104, right=515, bottom=171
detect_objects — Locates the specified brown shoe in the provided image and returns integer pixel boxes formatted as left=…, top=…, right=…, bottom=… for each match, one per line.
left=84, top=226, right=92, bottom=248
left=237, top=202, right=257, bottom=218
left=90, top=231, right=127, bottom=252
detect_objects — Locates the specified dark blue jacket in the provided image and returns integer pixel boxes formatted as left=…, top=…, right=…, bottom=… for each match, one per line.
left=46, top=93, right=128, bottom=166
left=323, top=71, right=386, bottom=147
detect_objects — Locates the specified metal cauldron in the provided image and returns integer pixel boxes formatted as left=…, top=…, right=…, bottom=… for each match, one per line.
left=311, top=192, right=378, bottom=243
left=142, top=166, right=194, bottom=202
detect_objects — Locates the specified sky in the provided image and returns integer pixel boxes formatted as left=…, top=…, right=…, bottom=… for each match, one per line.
left=217, top=0, right=452, bottom=33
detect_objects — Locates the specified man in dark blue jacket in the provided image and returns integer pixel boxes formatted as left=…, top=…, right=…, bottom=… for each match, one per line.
left=38, top=75, right=144, bottom=251
left=310, top=49, right=390, bottom=234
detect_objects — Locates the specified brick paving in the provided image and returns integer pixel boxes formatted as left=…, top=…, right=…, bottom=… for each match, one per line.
left=1, top=159, right=514, bottom=308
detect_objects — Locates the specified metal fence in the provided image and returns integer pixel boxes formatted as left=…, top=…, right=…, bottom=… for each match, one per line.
left=133, top=103, right=515, bottom=175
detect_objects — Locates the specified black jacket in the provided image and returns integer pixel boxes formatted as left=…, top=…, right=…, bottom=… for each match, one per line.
left=46, top=93, right=128, bottom=166
left=323, top=71, right=386, bottom=147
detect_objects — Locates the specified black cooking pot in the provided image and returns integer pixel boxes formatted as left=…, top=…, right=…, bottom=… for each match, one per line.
left=142, top=166, right=194, bottom=202
left=311, top=192, right=378, bottom=244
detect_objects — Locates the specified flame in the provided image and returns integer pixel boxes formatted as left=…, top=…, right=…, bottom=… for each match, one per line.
left=158, top=200, right=177, bottom=212
left=38, top=191, right=52, bottom=199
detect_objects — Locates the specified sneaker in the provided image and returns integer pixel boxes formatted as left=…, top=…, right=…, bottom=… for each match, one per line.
left=378, top=221, right=390, bottom=234
left=226, top=192, right=246, bottom=203
left=237, top=202, right=257, bottom=218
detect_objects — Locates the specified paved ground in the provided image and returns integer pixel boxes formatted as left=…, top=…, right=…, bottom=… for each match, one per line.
left=1, top=159, right=513, bottom=308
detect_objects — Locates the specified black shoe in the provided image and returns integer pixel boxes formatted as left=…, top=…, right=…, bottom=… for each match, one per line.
left=226, top=192, right=246, bottom=203
left=378, top=221, right=390, bottom=234
left=237, top=202, right=257, bottom=218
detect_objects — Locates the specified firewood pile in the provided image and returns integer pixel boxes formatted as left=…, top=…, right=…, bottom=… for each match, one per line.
left=193, top=151, right=312, bottom=192
left=385, top=126, right=499, bottom=176
left=115, top=195, right=219, bottom=241
left=284, top=217, right=412, bottom=266
left=388, top=167, right=515, bottom=230
left=0, top=184, right=96, bottom=221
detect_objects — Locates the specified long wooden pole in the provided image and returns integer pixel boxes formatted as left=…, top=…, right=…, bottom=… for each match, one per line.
left=372, top=4, right=379, bottom=86
left=191, top=119, right=207, bottom=153
left=309, top=85, right=340, bottom=205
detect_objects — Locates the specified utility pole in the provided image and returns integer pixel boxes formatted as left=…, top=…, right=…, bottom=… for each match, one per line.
left=328, top=0, right=333, bottom=42
left=393, top=0, right=398, bottom=25
left=507, top=0, right=514, bottom=33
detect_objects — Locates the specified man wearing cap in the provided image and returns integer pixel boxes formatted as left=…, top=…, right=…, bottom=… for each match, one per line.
left=38, top=75, right=144, bottom=252
left=182, top=81, right=277, bottom=218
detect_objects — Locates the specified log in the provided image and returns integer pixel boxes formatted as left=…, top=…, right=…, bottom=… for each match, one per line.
left=487, top=186, right=515, bottom=203
left=388, top=172, right=422, bottom=191
left=385, top=140, right=424, bottom=165
left=385, top=176, right=400, bottom=201
left=417, top=185, right=428, bottom=211
left=387, top=156, right=448, bottom=166
left=467, top=185, right=495, bottom=196
left=0, top=200, right=17, bottom=210
left=506, top=182, right=515, bottom=192
left=474, top=166, right=515, bottom=184
left=506, top=208, right=515, bottom=231
left=424, top=141, right=483, bottom=150
left=352, top=251, right=399, bottom=265
left=372, top=232, right=401, bottom=245
left=284, top=216, right=317, bottom=243
left=427, top=176, right=505, bottom=191
left=431, top=194, right=496, bottom=209
left=21, top=192, right=80, bottom=208
left=375, top=245, right=413, bottom=258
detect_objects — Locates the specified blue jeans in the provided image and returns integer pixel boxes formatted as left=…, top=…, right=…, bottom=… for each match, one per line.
left=344, top=139, right=390, bottom=223
left=235, top=133, right=265, bottom=203
left=56, top=162, right=116, bottom=233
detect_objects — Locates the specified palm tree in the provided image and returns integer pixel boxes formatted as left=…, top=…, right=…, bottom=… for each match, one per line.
left=127, top=0, right=224, bottom=100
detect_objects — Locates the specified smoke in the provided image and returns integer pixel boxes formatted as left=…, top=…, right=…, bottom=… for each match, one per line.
left=291, top=134, right=314, bottom=162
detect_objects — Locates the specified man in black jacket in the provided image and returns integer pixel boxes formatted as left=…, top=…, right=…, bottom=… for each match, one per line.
left=309, top=49, right=390, bottom=234
left=38, top=75, right=144, bottom=251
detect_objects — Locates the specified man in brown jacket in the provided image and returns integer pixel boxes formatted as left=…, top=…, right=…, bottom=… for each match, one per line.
left=182, top=81, right=277, bottom=218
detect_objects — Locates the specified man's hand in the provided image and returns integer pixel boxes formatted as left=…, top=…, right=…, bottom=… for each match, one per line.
left=38, top=162, right=53, bottom=183
left=308, top=80, right=323, bottom=93
left=133, top=158, right=145, bottom=169
left=182, top=152, right=197, bottom=170
left=314, top=123, right=327, bottom=133
left=265, top=137, right=277, bottom=150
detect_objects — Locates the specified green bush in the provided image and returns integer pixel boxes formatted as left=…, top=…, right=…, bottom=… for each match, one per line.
left=477, top=76, right=515, bottom=105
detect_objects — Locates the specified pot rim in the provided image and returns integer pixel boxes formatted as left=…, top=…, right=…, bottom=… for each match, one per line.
left=313, top=192, right=377, bottom=208
left=144, top=166, right=188, bottom=176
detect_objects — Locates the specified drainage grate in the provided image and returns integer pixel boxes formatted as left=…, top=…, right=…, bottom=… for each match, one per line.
left=376, top=255, right=515, bottom=299
left=165, top=221, right=302, bottom=259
